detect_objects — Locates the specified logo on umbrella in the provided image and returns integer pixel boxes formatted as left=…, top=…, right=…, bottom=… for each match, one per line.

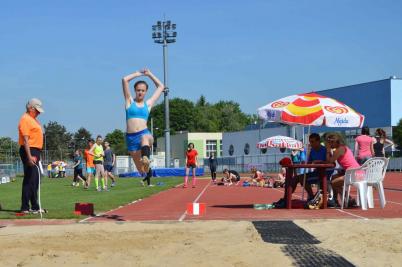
left=266, top=110, right=277, bottom=120
left=334, top=117, right=349, bottom=126
left=324, top=106, right=349, bottom=114
left=271, top=101, right=289, bottom=108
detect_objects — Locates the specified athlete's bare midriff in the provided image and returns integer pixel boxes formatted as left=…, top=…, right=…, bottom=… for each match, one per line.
left=126, top=118, right=148, bottom=134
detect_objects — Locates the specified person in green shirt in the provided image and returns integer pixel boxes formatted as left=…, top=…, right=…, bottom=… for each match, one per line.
left=89, top=135, right=107, bottom=191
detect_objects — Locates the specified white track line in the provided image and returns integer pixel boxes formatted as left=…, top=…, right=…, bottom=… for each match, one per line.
left=178, top=182, right=210, bottom=222
left=336, top=209, right=369, bottom=220
left=387, top=200, right=402, bottom=206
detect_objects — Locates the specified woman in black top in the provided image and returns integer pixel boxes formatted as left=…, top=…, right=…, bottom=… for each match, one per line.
left=208, top=152, right=218, bottom=183
left=373, top=128, right=394, bottom=157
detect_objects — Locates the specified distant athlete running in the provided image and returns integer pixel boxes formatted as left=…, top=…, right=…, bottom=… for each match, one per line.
left=184, top=143, right=198, bottom=188
left=122, top=68, right=164, bottom=186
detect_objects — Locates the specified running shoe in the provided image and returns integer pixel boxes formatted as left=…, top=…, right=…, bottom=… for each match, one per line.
left=140, top=180, right=145, bottom=187
left=111, top=182, right=116, bottom=187
left=72, top=182, right=76, bottom=187
left=148, top=184, right=155, bottom=187
left=97, top=187, right=102, bottom=192
left=103, top=186, right=109, bottom=192
left=192, top=185, right=196, bottom=188
left=75, top=183, right=80, bottom=187
left=141, top=156, right=150, bottom=173
left=31, top=209, right=47, bottom=214
left=183, top=184, right=188, bottom=188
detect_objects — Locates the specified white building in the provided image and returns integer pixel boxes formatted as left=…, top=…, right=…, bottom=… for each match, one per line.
left=157, top=132, right=223, bottom=167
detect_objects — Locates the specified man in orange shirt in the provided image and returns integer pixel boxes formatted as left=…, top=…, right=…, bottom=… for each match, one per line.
left=84, top=139, right=95, bottom=189
left=18, top=98, right=44, bottom=214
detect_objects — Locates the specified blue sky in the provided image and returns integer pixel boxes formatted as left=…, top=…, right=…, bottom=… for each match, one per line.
left=1, top=0, right=402, bottom=140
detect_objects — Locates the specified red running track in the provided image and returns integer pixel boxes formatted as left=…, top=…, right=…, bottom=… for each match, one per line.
left=87, top=172, right=402, bottom=222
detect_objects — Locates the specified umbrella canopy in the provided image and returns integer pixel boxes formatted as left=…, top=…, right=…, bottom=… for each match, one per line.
left=257, top=135, right=303, bottom=149
left=258, top=92, right=364, bottom=128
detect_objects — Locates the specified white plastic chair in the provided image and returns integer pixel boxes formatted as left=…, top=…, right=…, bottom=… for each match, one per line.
left=342, top=158, right=386, bottom=210
left=367, top=157, right=389, bottom=208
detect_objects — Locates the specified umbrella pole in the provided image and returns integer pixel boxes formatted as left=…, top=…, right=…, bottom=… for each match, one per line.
left=301, top=126, right=311, bottom=201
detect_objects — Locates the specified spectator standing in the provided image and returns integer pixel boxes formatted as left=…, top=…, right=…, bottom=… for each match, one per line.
left=354, top=126, right=374, bottom=164
left=373, top=128, right=394, bottom=157
left=18, top=98, right=44, bottom=213
left=104, top=141, right=117, bottom=187
left=184, top=143, right=198, bottom=188
left=84, top=139, right=95, bottom=188
left=208, top=152, right=218, bottom=183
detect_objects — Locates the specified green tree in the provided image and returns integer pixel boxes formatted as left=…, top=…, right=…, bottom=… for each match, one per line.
left=0, top=137, right=19, bottom=163
left=196, top=95, right=207, bottom=107
left=150, top=98, right=196, bottom=138
left=393, top=118, right=402, bottom=149
left=214, top=101, right=250, bottom=132
left=105, top=129, right=127, bottom=155
left=44, top=121, right=73, bottom=160
left=73, top=127, right=92, bottom=150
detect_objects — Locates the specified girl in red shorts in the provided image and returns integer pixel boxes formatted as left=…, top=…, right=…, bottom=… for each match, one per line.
left=184, top=143, right=198, bottom=188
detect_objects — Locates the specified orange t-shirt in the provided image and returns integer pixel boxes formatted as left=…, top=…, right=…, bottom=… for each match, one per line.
left=18, top=113, right=43, bottom=149
left=84, top=149, right=95, bottom=168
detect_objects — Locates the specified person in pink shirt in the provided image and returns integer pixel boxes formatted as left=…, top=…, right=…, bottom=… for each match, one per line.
left=326, top=132, right=360, bottom=207
left=354, top=126, right=374, bottom=165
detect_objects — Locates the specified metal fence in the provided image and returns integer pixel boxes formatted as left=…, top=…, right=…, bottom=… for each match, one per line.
left=203, top=155, right=402, bottom=174
left=203, top=154, right=287, bottom=174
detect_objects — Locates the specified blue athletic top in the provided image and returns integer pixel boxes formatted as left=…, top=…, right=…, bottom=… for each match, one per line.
left=126, top=99, right=150, bottom=121
left=308, top=145, right=327, bottom=162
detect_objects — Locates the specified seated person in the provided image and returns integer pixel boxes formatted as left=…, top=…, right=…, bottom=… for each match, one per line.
left=291, top=133, right=334, bottom=200
left=274, top=167, right=286, bottom=188
left=222, top=169, right=241, bottom=186
left=251, top=167, right=265, bottom=187
left=277, top=133, right=333, bottom=207
left=326, top=132, right=360, bottom=207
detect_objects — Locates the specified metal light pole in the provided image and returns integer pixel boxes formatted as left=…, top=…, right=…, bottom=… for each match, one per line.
left=152, top=19, right=177, bottom=168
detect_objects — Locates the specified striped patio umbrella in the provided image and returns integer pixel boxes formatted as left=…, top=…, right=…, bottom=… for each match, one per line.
left=257, top=92, right=364, bottom=127
left=257, top=135, right=303, bottom=150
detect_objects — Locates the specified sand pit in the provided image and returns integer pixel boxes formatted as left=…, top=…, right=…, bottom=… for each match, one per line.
left=0, top=219, right=402, bottom=267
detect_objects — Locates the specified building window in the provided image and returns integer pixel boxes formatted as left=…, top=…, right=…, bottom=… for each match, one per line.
left=219, top=140, right=223, bottom=157
left=261, top=148, right=267, bottom=154
left=244, top=143, right=250, bottom=155
left=206, top=140, right=217, bottom=158
left=229, top=145, right=234, bottom=156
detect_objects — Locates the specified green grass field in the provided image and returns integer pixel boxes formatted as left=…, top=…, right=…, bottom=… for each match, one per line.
left=0, top=175, right=183, bottom=219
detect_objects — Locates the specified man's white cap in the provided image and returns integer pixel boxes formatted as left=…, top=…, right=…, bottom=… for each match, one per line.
left=27, top=98, right=44, bottom=113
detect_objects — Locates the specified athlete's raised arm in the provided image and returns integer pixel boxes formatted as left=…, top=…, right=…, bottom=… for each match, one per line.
left=122, top=71, right=143, bottom=106
left=143, top=69, right=165, bottom=108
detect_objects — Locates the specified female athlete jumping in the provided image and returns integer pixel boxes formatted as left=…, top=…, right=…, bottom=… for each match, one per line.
left=122, top=68, right=164, bottom=185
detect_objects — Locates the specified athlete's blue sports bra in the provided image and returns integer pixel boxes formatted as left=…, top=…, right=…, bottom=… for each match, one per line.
left=126, top=99, right=150, bottom=121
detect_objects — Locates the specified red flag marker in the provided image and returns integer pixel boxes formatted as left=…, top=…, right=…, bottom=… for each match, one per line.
left=187, top=203, right=206, bottom=215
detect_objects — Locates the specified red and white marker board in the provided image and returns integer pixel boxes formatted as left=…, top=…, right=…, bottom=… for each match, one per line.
left=187, top=203, right=206, bottom=215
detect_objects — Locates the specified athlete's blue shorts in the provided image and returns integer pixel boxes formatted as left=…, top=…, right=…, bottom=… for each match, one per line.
left=86, top=167, right=95, bottom=175
left=126, top=129, right=152, bottom=152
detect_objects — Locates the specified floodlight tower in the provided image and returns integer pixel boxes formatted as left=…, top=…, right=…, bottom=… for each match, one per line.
left=152, top=20, right=177, bottom=167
